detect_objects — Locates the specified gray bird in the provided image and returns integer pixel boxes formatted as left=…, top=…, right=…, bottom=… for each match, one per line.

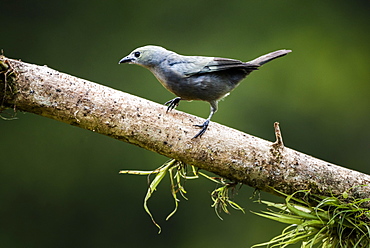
left=119, top=46, right=291, bottom=138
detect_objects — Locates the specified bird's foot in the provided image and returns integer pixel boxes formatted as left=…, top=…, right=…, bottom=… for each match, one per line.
left=165, top=97, right=181, bottom=113
left=192, top=119, right=210, bottom=139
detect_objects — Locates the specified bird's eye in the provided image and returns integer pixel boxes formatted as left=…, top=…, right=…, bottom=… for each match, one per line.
left=134, top=51, right=141, bottom=58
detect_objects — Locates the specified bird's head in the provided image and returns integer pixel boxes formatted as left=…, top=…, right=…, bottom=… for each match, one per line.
left=119, top=45, right=170, bottom=68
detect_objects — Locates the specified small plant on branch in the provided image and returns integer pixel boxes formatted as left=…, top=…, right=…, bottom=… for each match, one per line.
left=252, top=188, right=370, bottom=248
left=119, top=159, right=244, bottom=233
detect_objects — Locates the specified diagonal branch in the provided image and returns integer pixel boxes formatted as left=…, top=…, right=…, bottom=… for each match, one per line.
left=1, top=56, right=369, bottom=206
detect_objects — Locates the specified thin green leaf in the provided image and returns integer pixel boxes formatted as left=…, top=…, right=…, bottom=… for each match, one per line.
left=252, top=211, right=304, bottom=225
left=143, top=161, right=173, bottom=234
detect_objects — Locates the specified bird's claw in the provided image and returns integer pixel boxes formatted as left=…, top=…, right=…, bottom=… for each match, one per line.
left=192, top=120, right=210, bottom=139
left=165, top=97, right=181, bottom=113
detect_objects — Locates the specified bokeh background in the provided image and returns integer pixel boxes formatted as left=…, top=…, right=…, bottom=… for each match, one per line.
left=1, top=1, right=369, bottom=247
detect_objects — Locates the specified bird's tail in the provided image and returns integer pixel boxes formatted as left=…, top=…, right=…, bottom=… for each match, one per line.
left=248, top=49, right=292, bottom=66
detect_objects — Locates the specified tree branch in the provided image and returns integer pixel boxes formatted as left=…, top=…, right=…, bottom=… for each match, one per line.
left=1, top=56, right=369, bottom=206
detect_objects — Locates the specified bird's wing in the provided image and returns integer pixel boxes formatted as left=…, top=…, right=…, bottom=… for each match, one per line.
left=202, top=58, right=254, bottom=72
left=179, top=57, right=256, bottom=77
left=165, top=55, right=211, bottom=77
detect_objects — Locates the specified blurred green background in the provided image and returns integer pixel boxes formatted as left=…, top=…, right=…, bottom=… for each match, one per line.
left=1, top=1, right=369, bottom=247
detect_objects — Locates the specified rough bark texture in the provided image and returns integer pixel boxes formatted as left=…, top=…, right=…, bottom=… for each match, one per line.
left=1, top=56, right=369, bottom=205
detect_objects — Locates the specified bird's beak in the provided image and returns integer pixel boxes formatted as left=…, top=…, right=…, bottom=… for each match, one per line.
left=118, top=56, right=134, bottom=64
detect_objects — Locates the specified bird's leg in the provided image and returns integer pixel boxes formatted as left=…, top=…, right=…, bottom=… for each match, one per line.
left=165, top=97, right=181, bottom=113
left=193, top=119, right=210, bottom=139
left=192, top=101, right=218, bottom=139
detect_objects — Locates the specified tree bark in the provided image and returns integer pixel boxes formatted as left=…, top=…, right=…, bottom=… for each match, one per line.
left=1, top=56, right=369, bottom=205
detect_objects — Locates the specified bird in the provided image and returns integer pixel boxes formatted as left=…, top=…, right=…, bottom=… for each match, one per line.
left=119, top=45, right=291, bottom=138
